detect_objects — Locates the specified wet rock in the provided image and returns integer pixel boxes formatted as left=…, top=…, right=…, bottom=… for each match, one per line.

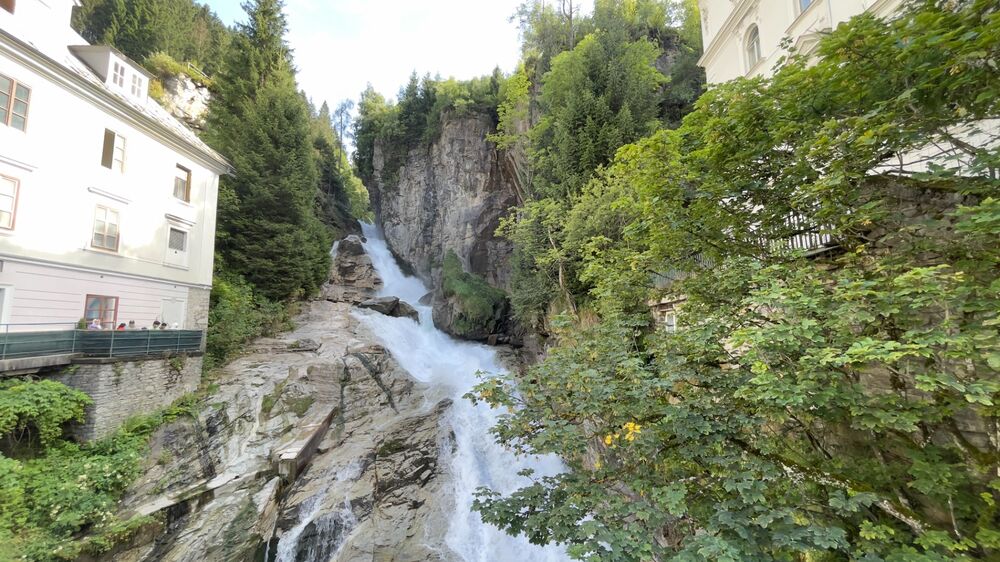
left=418, top=292, right=433, bottom=306
left=357, top=296, right=398, bottom=315
left=370, top=113, right=517, bottom=291
left=325, top=236, right=383, bottom=304
left=271, top=343, right=459, bottom=561
left=394, top=300, right=419, bottom=322
left=357, top=296, right=420, bottom=322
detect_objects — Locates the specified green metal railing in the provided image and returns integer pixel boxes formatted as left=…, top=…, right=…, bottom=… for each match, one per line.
left=0, top=323, right=203, bottom=361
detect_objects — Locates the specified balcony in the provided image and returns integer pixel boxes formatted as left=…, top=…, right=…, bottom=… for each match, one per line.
left=0, top=323, right=204, bottom=374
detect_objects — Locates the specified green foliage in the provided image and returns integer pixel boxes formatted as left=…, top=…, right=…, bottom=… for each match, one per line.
left=144, top=51, right=214, bottom=87
left=473, top=0, right=1000, bottom=559
left=205, top=0, right=332, bottom=301
left=205, top=274, right=290, bottom=369
left=353, top=71, right=504, bottom=187
left=441, top=251, right=509, bottom=338
left=0, top=380, right=90, bottom=451
left=503, top=0, right=705, bottom=322
left=72, top=0, right=232, bottom=74
left=0, top=383, right=198, bottom=560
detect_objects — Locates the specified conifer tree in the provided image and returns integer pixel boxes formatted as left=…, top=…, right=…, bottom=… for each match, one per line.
left=205, top=0, right=331, bottom=301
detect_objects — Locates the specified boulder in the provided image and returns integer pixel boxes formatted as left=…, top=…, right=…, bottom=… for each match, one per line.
left=357, top=296, right=420, bottom=322
left=357, top=296, right=399, bottom=315
left=325, top=235, right=382, bottom=303
left=394, top=300, right=420, bottom=322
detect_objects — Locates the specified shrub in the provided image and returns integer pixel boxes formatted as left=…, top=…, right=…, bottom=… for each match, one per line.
left=441, top=251, right=508, bottom=337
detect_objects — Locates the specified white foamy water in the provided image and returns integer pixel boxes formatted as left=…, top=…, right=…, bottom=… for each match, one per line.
left=354, top=223, right=571, bottom=562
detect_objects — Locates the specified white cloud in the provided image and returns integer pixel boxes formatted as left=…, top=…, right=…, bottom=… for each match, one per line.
left=284, top=0, right=530, bottom=109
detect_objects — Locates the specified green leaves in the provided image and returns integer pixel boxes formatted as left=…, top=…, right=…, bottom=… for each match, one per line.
left=473, top=0, right=1000, bottom=559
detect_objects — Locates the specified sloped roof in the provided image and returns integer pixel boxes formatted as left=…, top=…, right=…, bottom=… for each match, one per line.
left=0, top=22, right=231, bottom=174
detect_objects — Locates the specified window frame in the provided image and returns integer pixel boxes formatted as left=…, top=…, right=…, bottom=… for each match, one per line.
left=91, top=205, right=120, bottom=252
left=173, top=165, right=192, bottom=202
left=0, top=174, right=19, bottom=230
left=167, top=227, right=188, bottom=253
left=798, top=0, right=816, bottom=14
left=112, top=62, right=126, bottom=88
left=745, top=25, right=762, bottom=71
left=84, top=294, right=118, bottom=330
left=101, top=129, right=127, bottom=172
left=0, top=73, right=31, bottom=132
left=130, top=74, right=144, bottom=97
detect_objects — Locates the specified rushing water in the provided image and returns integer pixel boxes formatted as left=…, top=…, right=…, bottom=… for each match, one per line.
left=354, top=223, right=571, bottom=562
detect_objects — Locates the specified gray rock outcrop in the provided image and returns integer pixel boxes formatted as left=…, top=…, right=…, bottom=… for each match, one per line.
left=325, top=235, right=383, bottom=303
left=158, top=74, right=211, bottom=130
left=356, top=296, right=420, bottom=322
left=94, top=239, right=461, bottom=562
left=370, top=113, right=518, bottom=291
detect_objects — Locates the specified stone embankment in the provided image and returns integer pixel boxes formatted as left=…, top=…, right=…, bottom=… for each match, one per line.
left=94, top=237, right=460, bottom=562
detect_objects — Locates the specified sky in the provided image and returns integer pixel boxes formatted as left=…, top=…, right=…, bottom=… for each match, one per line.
left=202, top=0, right=578, bottom=111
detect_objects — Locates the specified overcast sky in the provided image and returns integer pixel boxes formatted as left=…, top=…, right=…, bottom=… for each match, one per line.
left=202, top=0, right=591, bottom=110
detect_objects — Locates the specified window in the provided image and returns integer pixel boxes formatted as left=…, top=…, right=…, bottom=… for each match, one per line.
left=101, top=129, right=126, bottom=172
left=84, top=295, right=118, bottom=330
left=0, top=73, right=30, bottom=131
left=0, top=175, right=18, bottom=229
left=799, top=0, right=815, bottom=12
left=92, top=205, right=120, bottom=251
left=168, top=228, right=187, bottom=252
left=130, top=74, right=144, bottom=97
left=746, top=25, right=762, bottom=69
left=661, top=310, right=678, bottom=333
left=112, top=62, right=125, bottom=88
left=173, top=165, right=191, bottom=201
left=0, top=0, right=13, bottom=14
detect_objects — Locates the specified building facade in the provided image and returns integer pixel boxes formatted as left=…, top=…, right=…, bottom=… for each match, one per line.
left=0, top=0, right=230, bottom=333
left=698, top=0, right=903, bottom=84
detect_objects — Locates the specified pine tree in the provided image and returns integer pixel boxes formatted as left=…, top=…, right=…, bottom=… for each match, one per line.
left=205, top=0, right=331, bottom=301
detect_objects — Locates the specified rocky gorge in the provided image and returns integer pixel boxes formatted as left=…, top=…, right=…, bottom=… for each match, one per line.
left=368, top=113, right=521, bottom=344
left=90, top=228, right=568, bottom=562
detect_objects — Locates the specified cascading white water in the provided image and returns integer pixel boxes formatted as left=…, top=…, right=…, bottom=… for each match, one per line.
left=354, top=223, right=572, bottom=562
left=275, top=463, right=362, bottom=562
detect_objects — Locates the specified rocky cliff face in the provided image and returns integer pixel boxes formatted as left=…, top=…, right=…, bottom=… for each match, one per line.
left=92, top=237, right=462, bottom=562
left=370, top=113, right=517, bottom=291
left=157, top=74, right=211, bottom=130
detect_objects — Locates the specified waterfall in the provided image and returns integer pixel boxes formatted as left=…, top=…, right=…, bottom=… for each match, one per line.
left=355, top=223, right=571, bottom=562
left=274, top=463, right=362, bottom=562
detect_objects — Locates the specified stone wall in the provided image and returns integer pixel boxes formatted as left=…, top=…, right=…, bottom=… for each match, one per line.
left=51, top=354, right=202, bottom=441
left=186, top=287, right=211, bottom=350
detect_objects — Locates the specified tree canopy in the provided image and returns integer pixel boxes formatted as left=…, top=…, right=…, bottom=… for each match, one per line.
left=472, top=1, right=1000, bottom=559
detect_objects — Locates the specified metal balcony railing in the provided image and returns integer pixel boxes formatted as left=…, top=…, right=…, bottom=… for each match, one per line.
left=0, top=323, right=203, bottom=361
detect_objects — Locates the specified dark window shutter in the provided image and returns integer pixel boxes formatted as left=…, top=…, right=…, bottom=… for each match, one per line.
left=0, top=0, right=14, bottom=14
left=101, top=130, right=115, bottom=169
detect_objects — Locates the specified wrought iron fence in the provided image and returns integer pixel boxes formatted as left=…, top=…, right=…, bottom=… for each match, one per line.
left=0, top=323, right=203, bottom=361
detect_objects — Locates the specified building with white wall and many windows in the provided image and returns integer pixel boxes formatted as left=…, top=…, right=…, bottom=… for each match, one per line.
left=698, top=0, right=904, bottom=84
left=0, top=0, right=230, bottom=347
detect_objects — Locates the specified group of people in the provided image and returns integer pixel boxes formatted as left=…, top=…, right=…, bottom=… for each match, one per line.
left=86, top=319, right=179, bottom=331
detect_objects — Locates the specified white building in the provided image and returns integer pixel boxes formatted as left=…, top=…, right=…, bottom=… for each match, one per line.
left=0, top=0, right=230, bottom=333
left=698, top=0, right=904, bottom=84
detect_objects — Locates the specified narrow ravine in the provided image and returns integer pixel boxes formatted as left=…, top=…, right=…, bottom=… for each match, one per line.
left=273, top=224, right=571, bottom=561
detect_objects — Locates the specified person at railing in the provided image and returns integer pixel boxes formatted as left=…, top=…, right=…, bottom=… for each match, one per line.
left=116, top=323, right=126, bottom=331
left=127, top=320, right=136, bottom=329
left=87, top=318, right=102, bottom=330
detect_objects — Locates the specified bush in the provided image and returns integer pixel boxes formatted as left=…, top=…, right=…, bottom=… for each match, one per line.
left=441, top=251, right=508, bottom=337
left=144, top=52, right=213, bottom=88
left=205, top=275, right=291, bottom=370
left=0, top=382, right=198, bottom=560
